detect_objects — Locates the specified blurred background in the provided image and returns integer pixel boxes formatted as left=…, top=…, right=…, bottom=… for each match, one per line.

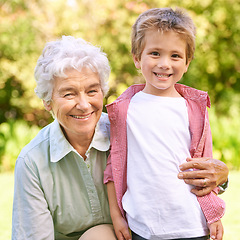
left=0, top=0, right=239, bottom=239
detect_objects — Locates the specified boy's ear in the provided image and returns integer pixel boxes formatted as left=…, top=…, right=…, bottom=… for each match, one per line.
left=43, top=100, right=52, bottom=112
left=184, top=61, right=191, bottom=73
left=133, top=54, right=141, bottom=69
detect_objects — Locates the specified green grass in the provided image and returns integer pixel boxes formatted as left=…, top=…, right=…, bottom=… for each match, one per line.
left=0, top=172, right=14, bottom=240
left=1, top=171, right=239, bottom=240
left=220, top=171, right=240, bottom=239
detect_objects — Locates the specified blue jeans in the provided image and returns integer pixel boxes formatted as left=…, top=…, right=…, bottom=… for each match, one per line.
left=131, top=231, right=210, bottom=240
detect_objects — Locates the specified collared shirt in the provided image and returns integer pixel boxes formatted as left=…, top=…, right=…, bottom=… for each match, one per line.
left=123, top=92, right=208, bottom=239
left=12, top=113, right=112, bottom=240
left=104, top=84, right=225, bottom=224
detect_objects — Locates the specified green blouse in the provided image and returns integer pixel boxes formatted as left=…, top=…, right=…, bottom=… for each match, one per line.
left=12, top=113, right=112, bottom=240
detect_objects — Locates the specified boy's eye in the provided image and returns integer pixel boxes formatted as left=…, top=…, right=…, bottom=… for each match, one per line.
left=172, top=54, right=181, bottom=58
left=151, top=52, right=160, bottom=56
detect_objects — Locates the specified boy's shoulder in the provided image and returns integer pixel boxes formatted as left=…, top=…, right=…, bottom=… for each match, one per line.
left=175, top=84, right=211, bottom=108
left=175, top=83, right=208, bottom=96
left=107, top=84, right=145, bottom=107
left=107, top=83, right=210, bottom=106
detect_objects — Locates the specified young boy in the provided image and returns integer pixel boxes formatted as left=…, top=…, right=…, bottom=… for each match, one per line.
left=104, top=7, right=225, bottom=240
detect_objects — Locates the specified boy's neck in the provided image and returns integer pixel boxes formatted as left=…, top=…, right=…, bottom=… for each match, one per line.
left=142, top=86, right=182, bottom=97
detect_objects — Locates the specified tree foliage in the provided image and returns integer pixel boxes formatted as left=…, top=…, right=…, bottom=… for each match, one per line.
left=0, top=0, right=239, bottom=124
left=0, top=0, right=239, bottom=169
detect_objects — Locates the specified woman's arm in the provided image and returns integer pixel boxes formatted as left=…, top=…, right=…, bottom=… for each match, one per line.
left=12, top=156, right=54, bottom=239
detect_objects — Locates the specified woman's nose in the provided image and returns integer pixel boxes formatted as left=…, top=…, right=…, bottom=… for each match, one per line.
left=75, top=95, right=90, bottom=111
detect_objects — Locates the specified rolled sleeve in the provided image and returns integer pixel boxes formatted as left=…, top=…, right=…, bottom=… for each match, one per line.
left=104, top=153, right=114, bottom=184
left=197, top=192, right=225, bottom=224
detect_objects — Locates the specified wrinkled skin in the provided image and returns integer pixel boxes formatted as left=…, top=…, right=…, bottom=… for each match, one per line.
left=178, top=157, right=229, bottom=197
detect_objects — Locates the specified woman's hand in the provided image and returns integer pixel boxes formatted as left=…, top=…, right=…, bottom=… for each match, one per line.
left=178, top=157, right=229, bottom=196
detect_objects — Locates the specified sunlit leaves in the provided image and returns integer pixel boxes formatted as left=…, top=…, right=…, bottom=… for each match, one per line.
left=0, top=0, right=239, bottom=120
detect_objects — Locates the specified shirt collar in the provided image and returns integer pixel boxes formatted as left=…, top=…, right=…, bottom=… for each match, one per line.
left=49, top=119, right=74, bottom=163
left=110, top=83, right=210, bottom=108
left=49, top=113, right=110, bottom=163
left=88, top=112, right=110, bottom=152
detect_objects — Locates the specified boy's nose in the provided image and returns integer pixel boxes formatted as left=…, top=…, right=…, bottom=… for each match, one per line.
left=157, top=57, right=170, bottom=69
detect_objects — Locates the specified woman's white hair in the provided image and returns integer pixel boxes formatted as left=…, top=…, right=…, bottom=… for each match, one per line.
left=34, top=36, right=110, bottom=103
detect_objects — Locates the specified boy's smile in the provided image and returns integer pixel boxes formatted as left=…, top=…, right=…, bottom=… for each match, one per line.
left=133, top=29, right=190, bottom=97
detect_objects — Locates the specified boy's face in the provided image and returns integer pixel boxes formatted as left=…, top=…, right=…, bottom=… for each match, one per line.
left=133, top=30, right=190, bottom=97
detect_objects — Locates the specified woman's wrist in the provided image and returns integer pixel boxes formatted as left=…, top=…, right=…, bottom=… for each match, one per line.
left=218, top=179, right=229, bottom=194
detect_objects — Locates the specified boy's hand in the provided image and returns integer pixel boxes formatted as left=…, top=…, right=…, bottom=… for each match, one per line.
left=208, top=220, right=223, bottom=240
left=107, top=182, right=131, bottom=240
left=112, top=216, right=131, bottom=240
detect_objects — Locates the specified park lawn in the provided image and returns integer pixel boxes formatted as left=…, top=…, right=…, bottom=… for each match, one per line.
left=0, top=172, right=14, bottom=240
left=221, top=171, right=240, bottom=239
left=0, top=171, right=239, bottom=240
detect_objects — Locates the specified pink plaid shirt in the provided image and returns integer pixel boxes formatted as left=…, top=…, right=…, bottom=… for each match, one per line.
left=104, top=83, right=225, bottom=224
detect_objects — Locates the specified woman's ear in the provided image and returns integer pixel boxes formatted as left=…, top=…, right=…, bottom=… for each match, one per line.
left=43, top=100, right=52, bottom=112
left=133, top=54, right=141, bottom=69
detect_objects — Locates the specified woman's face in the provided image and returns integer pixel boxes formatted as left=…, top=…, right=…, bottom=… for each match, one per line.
left=45, top=67, right=103, bottom=143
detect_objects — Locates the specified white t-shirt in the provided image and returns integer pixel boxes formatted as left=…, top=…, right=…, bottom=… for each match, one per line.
left=122, top=91, right=208, bottom=239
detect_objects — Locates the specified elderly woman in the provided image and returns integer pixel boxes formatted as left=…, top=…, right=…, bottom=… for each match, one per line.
left=12, top=36, right=228, bottom=240
left=12, top=36, right=116, bottom=240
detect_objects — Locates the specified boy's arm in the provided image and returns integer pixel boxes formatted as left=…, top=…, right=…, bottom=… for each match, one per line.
left=179, top=110, right=228, bottom=197
left=197, top=112, right=225, bottom=226
left=197, top=192, right=225, bottom=224
left=107, top=182, right=131, bottom=240
left=104, top=152, right=114, bottom=183
left=208, top=220, right=223, bottom=240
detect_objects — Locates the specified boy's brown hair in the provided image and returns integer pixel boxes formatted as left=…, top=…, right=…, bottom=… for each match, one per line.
left=131, top=7, right=196, bottom=64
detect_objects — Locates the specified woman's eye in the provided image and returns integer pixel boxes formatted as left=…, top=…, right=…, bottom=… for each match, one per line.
left=88, top=90, right=98, bottom=95
left=64, top=93, right=73, bottom=98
